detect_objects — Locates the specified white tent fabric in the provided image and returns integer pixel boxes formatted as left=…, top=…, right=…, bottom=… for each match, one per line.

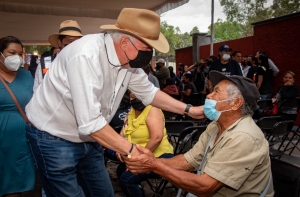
left=0, top=0, right=188, bottom=45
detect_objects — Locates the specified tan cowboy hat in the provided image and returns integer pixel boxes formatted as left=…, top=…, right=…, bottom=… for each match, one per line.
left=100, top=8, right=169, bottom=53
left=48, top=20, right=83, bottom=48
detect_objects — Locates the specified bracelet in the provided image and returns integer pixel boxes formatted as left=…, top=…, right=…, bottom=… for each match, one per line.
left=125, top=143, right=134, bottom=158
left=184, top=104, right=192, bottom=116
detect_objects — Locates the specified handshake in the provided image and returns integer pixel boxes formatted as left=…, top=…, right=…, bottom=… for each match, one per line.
left=111, top=144, right=157, bottom=174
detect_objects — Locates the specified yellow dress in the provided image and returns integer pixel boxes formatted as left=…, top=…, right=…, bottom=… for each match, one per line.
left=124, top=105, right=173, bottom=157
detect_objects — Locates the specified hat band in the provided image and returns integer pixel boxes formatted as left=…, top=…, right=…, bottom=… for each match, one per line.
left=115, top=23, right=158, bottom=40
left=59, top=26, right=82, bottom=33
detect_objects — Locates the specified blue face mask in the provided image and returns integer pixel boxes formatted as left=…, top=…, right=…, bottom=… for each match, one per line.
left=204, top=98, right=233, bottom=121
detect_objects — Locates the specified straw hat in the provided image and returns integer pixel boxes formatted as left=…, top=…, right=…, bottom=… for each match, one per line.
left=48, top=20, right=83, bottom=48
left=100, top=8, right=169, bottom=53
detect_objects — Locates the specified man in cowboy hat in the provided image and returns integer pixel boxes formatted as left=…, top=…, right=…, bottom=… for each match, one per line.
left=25, top=8, right=205, bottom=197
left=33, top=20, right=83, bottom=92
left=125, top=71, right=274, bottom=197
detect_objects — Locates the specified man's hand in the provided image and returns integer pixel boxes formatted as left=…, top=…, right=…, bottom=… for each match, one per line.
left=116, top=152, right=124, bottom=162
left=123, top=145, right=157, bottom=174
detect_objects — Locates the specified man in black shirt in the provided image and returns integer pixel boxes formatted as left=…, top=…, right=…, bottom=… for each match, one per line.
left=208, top=44, right=243, bottom=93
left=181, top=73, right=197, bottom=103
left=246, top=55, right=259, bottom=81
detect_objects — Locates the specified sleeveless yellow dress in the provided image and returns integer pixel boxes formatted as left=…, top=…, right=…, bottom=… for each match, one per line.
left=124, top=105, right=173, bottom=157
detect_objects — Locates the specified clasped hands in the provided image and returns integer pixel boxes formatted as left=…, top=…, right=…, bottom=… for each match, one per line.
left=116, top=145, right=157, bottom=174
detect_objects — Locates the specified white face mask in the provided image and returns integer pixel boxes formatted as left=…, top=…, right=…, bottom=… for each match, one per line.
left=222, top=54, right=231, bottom=61
left=0, top=53, right=22, bottom=71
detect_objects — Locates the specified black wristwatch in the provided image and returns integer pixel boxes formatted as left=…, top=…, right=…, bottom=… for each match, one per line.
left=184, top=104, right=192, bottom=116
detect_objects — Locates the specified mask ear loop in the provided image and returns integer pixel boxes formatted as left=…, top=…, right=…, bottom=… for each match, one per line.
left=0, top=52, right=6, bottom=66
left=104, top=32, right=128, bottom=67
left=122, top=37, right=140, bottom=63
left=127, top=37, right=139, bottom=51
left=0, top=53, right=4, bottom=62
left=216, top=97, right=238, bottom=113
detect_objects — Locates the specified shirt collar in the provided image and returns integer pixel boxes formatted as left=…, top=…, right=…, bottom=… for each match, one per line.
left=210, top=115, right=250, bottom=136
left=104, top=33, right=122, bottom=69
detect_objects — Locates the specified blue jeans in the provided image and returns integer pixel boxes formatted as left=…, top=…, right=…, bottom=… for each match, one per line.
left=25, top=124, right=113, bottom=197
left=260, top=94, right=271, bottom=100
left=117, top=153, right=173, bottom=197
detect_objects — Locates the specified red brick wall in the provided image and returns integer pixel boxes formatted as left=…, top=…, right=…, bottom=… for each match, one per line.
left=175, top=47, right=193, bottom=67
left=253, top=15, right=300, bottom=94
left=199, top=36, right=254, bottom=60
left=253, top=14, right=300, bottom=124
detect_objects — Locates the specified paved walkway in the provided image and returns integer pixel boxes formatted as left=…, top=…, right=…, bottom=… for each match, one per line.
left=22, top=135, right=300, bottom=197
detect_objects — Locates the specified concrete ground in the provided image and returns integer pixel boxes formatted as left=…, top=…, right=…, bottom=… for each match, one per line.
left=22, top=133, right=300, bottom=197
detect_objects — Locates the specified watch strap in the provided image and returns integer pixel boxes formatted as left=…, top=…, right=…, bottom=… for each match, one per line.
left=184, top=104, right=192, bottom=116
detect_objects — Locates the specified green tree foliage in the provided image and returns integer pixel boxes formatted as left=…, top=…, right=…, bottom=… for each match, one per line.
left=208, top=19, right=245, bottom=42
left=190, top=26, right=200, bottom=34
left=272, top=0, right=300, bottom=17
left=220, top=0, right=272, bottom=35
left=219, top=0, right=300, bottom=37
left=24, top=45, right=51, bottom=56
left=156, top=21, right=192, bottom=61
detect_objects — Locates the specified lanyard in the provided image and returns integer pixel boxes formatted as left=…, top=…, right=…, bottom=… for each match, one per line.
left=177, top=129, right=272, bottom=197
left=176, top=130, right=218, bottom=197
left=196, top=130, right=218, bottom=175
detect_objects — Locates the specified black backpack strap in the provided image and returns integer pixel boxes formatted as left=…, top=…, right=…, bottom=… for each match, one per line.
left=40, top=57, right=46, bottom=78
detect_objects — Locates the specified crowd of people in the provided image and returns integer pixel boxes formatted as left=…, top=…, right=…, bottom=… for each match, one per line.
left=0, top=6, right=298, bottom=197
left=151, top=44, right=299, bottom=122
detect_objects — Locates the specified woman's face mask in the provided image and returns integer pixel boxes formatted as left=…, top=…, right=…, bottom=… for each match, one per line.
left=130, top=98, right=146, bottom=111
left=0, top=53, right=22, bottom=71
left=203, top=98, right=233, bottom=121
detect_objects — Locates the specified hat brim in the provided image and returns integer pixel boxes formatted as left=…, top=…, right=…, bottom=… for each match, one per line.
left=209, top=71, right=236, bottom=87
left=100, top=25, right=169, bottom=53
left=48, top=31, right=83, bottom=48
left=209, top=71, right=260, bottom=111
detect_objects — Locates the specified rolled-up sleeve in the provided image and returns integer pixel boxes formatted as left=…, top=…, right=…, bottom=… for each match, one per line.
left=67, top=54, right=107, bottom=135
left=128, top=68, right=159, bottom=106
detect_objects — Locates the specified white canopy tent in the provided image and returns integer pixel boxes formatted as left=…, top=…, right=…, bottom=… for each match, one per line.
left=0, top=0, right=188, bottom=45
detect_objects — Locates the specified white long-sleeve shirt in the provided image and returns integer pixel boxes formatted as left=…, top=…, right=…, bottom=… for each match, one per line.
left=268, top=59, right=279, bottom=76
left=33, top=56, right=52, bottom=92
left=26, top=33, right=158, bottom=142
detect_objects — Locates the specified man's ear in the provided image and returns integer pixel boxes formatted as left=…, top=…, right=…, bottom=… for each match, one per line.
left=231, top=98, right=243, bottom=110
left=119, top=36, right=128, bottom=51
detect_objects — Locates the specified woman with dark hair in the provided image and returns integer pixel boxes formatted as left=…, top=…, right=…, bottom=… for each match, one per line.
left=116, top=91, right=173, bottom=197
left=28, top=54, right=39, bottom=78
left=168, top=66, right=181, bottom=86
left=256, top=54, right=273, bottom=99
left=162, top=78, right=179, bottom=95
left=273, top=71, right=300, bottom=120
left=0, top=36, right=35, bottom=197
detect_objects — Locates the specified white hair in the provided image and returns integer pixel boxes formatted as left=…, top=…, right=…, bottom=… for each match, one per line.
left=107, top=30, right=138, bottom=43
left=226, top=83, right=254, bottom=116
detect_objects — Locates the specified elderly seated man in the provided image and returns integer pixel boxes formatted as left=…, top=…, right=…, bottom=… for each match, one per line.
left=124, top=71, right=274, bottom=197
